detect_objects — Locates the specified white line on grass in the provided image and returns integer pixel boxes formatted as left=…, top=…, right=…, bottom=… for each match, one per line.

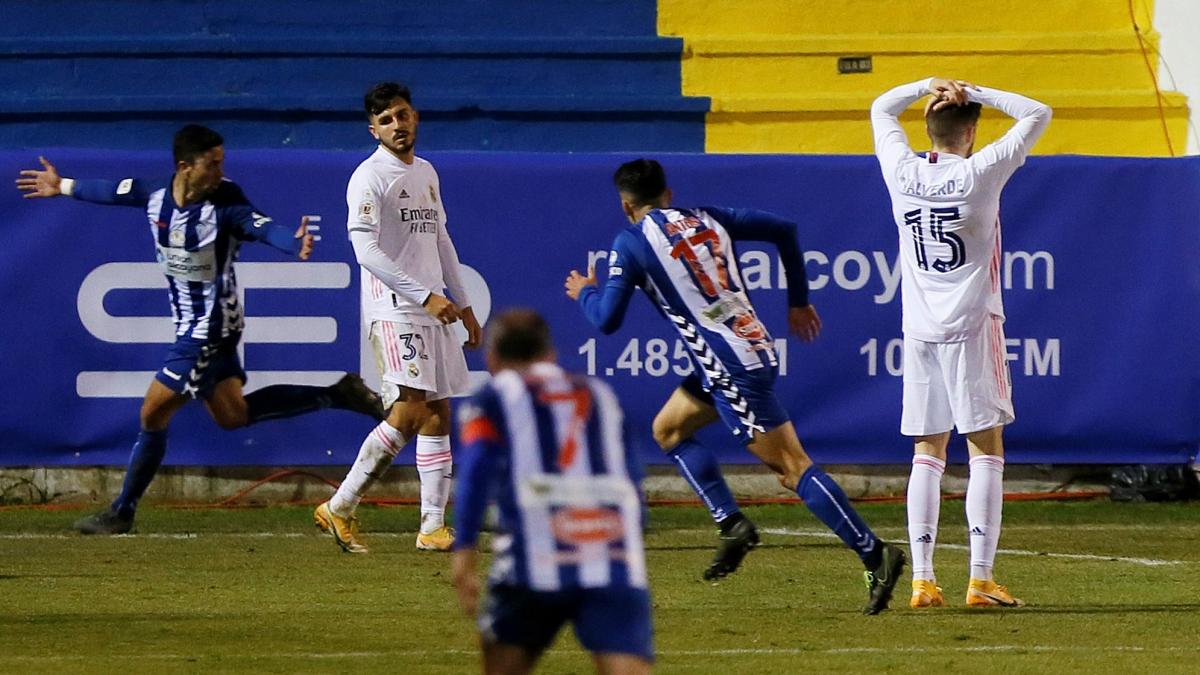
left=3, top=645, right=1200, bottom=663
left=760, top=527, right=1189, bottom=566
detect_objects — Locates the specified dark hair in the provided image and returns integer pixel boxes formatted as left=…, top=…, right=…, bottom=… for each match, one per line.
left=487, top=308, right=553, bottom=363
left=613, top=158, right=668, bottom=207
left=173, top=125, right=223, bottom=164
left=364, top=82, right=413, bottom=118
left=926, top=102, right=982, bottom=145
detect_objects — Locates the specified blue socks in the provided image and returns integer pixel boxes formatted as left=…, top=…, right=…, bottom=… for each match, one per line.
left=667, top=438, right=739, bottom=524
left=796, top=465, right=882, bottom=569
left=245, top=384, right=332, bottom=425
left=111, top=429, right=168, bottom=519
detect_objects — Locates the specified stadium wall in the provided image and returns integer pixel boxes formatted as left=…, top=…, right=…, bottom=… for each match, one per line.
left=1, top=150, right=1197, bottom=468
left=1155, top=0, right=1200, bottom=155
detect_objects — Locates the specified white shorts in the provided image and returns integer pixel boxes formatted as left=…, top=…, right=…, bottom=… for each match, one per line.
left=370, top=320, right=470, bottom=406
left=901, top=317, right=1015, bottom=436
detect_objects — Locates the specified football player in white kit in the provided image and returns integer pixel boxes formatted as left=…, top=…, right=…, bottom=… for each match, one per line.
left=871, top=77, right=1051, bottom=608
left=315, top=82, right=483, bottom=553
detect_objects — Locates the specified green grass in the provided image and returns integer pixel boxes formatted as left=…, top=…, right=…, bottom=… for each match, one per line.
left=2, top=501, right=1199, bottom=673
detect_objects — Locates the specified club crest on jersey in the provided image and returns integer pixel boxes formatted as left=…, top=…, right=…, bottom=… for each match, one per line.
left=732, top=314, right=767, bottom=341
left=168, top=229, right=186, bottom=246
left=407, top=363, right=420, bottom=378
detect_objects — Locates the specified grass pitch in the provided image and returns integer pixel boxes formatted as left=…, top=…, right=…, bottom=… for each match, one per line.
left=2, top=500, right=1199, bottom=674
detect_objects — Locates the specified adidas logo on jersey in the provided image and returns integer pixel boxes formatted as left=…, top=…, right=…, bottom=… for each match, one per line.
left=398, top=189, right=410, bottom=199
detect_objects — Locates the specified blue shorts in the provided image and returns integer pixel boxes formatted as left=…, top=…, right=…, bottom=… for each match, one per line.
left=155, top=335, right=246, bottom=400
left=479, top=584, right=654, bottom=662
left=682, top=364, right=790, bottom=444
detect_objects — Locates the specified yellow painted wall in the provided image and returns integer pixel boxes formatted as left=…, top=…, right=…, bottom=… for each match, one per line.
left=661, top=0, right=1190, bottom=155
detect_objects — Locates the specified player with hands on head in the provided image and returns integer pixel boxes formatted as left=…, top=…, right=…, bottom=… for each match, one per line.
left=16, top=125, right=385, bottom=535
left=314, top=81, right=483, bottom=554
left=871, top=75, right=1051, bottom=609
left=566, top=159, right=906, bottom=615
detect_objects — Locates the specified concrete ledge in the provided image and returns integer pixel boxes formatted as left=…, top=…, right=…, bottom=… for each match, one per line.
left=0, top=465, right=1113, bottom=507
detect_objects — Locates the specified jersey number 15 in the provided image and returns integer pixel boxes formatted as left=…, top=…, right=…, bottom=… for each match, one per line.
left=905, top=207, right=965, bottom=273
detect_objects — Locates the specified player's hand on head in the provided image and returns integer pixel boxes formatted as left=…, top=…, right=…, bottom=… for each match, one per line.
left=295, top=216, right=315, bottom=260
left=460, top=307, right=483, bottom=349
left=15, top=156, right=62, bottom=199
left=424, top=293, right=460, bottom=324
left=928, top=78, right=970, bottom=107
left=789, top=305, right=822, bottom=343
left=564, top=260, right=598, bottom=301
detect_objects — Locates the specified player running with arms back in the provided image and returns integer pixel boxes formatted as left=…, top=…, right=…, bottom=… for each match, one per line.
left=870, top=77, right=1051, bottom=608
left=453, top=309, right=653, bottom=674
left=15, top=125, right=385, bottom=534
left=315, top=82, right=482, bottom=553
left=566, top=159, right=906, bottom=614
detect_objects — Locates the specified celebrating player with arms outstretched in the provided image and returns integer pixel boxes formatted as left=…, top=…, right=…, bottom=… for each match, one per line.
left=871, top=77, right=1051, bottom=608
left=314, top=82, right=483, bottom=553
left=453, top=309, right=653, bottom=674
left=15, top=125, right=385, bottom=534
left=566, top=159, right=906, bottom=615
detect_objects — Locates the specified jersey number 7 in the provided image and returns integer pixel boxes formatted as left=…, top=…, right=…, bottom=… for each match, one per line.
left=905, top=207, right=965, bottom=273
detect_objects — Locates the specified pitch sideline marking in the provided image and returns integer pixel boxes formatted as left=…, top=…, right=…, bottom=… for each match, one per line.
left=2, top=644, right=1200, bottom=662
left=761, top=527, right=1188, bottom=567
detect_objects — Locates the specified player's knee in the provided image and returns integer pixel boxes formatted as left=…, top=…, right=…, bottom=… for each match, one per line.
left=210, top=402, right=249, bottom=430
left=651, top=415, right=682, bottom=451
left=139, top=400, right=174, bottom=431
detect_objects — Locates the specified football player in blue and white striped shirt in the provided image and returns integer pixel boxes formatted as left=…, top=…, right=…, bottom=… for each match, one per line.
left=453, top=309, right=652, bottom=674
left=565, top=159, right=905, bottom=615
left=16, top=125, right=385, bottom=534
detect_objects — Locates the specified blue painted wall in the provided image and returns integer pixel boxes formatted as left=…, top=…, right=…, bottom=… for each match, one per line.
left=0, top=1, right=707, bottom=151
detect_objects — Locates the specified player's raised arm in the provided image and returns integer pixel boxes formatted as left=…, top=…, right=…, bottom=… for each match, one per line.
left=967, top=85, right=1052, bottom=177
left=871, top=78, right=974, bottom=171
left=566, top=230, right=642, bottom=334
left=345, top=173, right=459, bottom=324
left=706, top=207, right=821, bottom=341
left=17, top=156, right=152, bottom=206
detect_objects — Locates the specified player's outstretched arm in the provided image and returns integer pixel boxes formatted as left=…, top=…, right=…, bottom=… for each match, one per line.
left=15, top=156, right=61, bottom=198
left=17, top=156, right=152, bottom=206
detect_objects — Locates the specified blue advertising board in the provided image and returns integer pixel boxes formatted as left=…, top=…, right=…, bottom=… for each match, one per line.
left=1, top=150, right=1197, bottom=466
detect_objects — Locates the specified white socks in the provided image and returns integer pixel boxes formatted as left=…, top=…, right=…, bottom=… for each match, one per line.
left=329, top=422, right=405, bottom=517
left=907, top=454, right=946, bottom=582
left=416, top=434, right=453, bottom=534
left=966, top=455, right=1005, bottom=581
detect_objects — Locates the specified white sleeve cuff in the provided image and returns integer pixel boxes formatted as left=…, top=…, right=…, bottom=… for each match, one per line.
left=60, top=177, right=74, bottom=197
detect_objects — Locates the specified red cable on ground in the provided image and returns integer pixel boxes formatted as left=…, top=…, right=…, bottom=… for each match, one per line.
left=1128, top=0, right=1175, bottom=156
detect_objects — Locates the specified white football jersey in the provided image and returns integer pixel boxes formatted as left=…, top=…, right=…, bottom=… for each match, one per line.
left=345, top=148, right=468, bottom=325
left=871, top=79, right=1051, bottom=342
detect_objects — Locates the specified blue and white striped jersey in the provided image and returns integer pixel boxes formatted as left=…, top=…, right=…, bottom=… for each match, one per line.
left=454, top=362, right=647, bottom=592
left=71, top=177, right=301, bottom=342
left=578, top=206, right=809, bottom=385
